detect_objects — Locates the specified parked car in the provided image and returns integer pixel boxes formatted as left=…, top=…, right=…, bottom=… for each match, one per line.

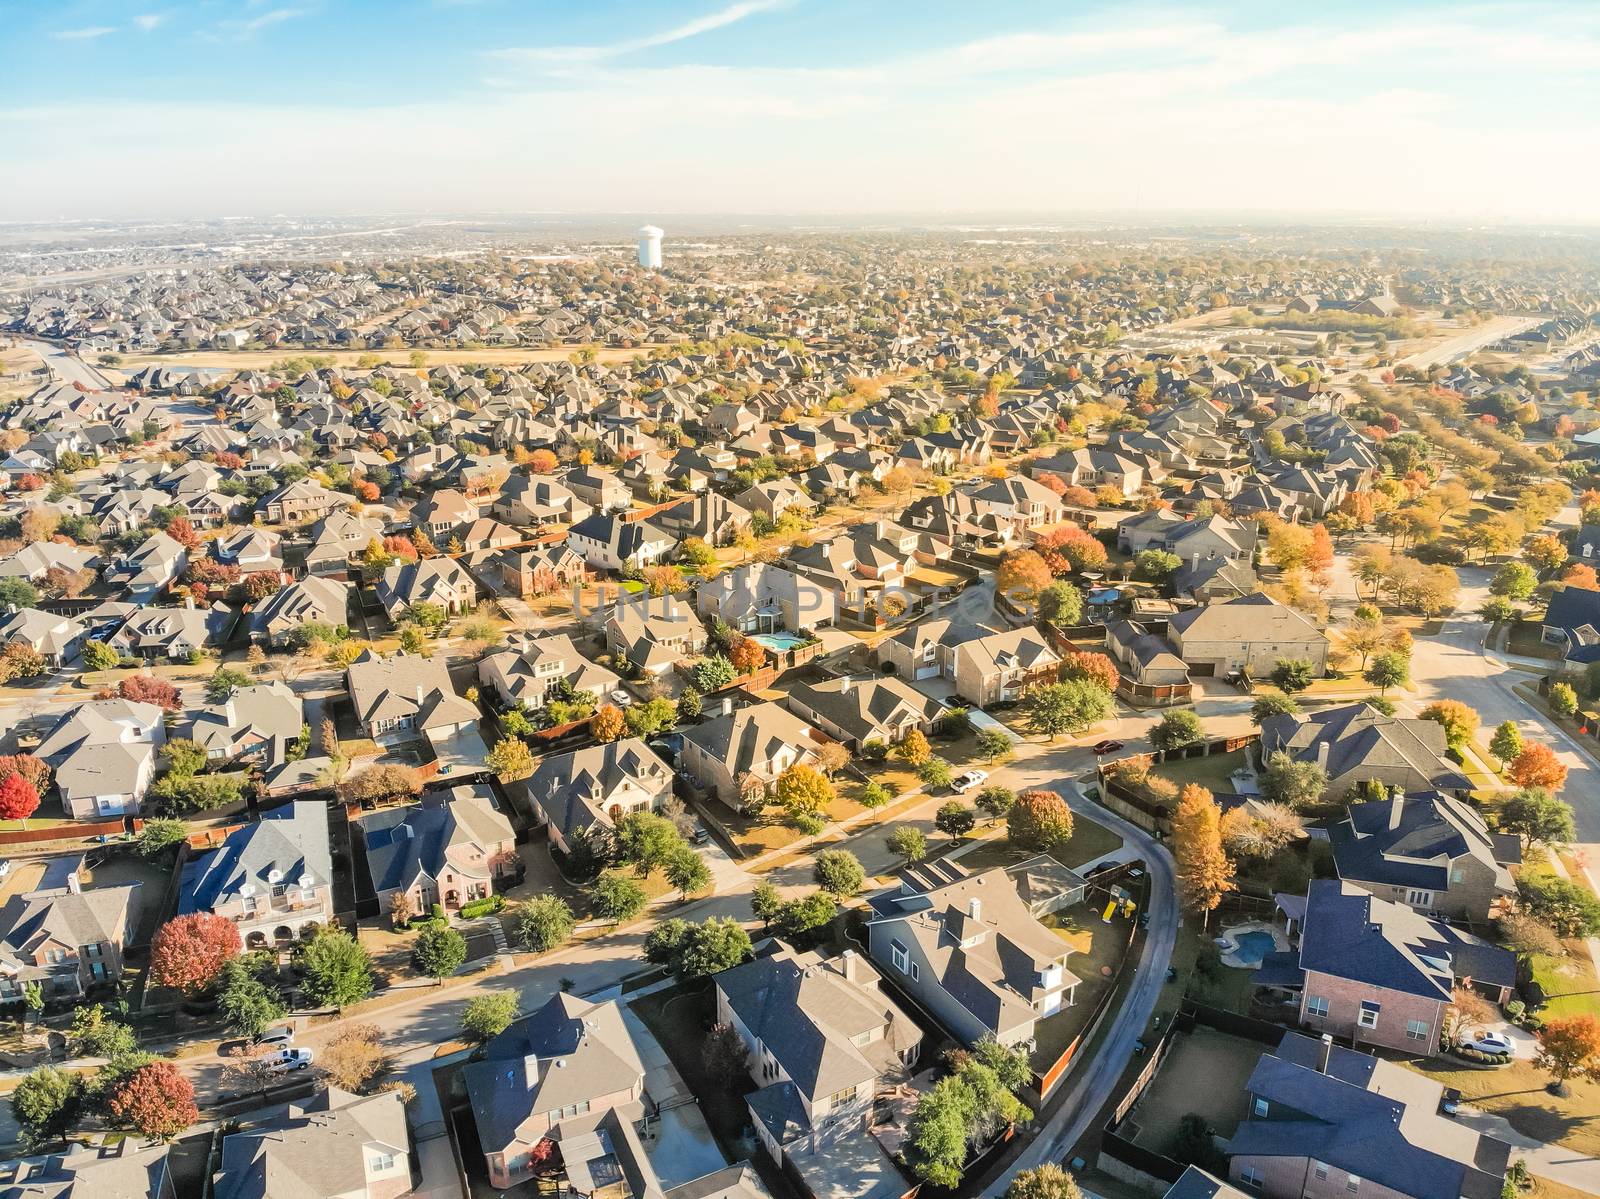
left=1092, top=740, right=1124, bottom=755
left=689, top=824, right=711, bottom=846
left=610, top=689, right=634, bottom=707
left=951, top=769, right=988, bottom=794
left=264, top=1047, right=315, bottom=1073
left=0, top=860, right=11, bottom=882
left=1440, top=1087, right=1462, bottom=1117
left=254, top=1024, right=295, bottom=1048
left=1461, top=1031, right=1513, bottom=1055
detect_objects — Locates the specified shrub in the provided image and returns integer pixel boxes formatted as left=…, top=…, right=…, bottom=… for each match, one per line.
left=458, top=895, right=506, bottom=920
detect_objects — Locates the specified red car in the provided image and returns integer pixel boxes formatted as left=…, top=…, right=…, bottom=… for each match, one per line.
left=1091, top=739, right=1125, bottom=755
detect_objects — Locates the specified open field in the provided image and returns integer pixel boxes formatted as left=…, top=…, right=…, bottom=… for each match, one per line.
left=955, top=815, right=1123, bottom=872
left=1150, top=748, right=1251, bottom=796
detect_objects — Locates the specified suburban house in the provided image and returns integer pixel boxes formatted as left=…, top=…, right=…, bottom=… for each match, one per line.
left=103, top=531, right=187, bottom=603
left=304, top=510, right=386, bottom=577
left=183, top=681, right=304, bottom=768
left=0, top=606, right=86, bottom=668
left=784, top=675, right=944, bottom=750
left=876, top=616, right=1004, bottom=682
left=1166, top=593, right=1328, bottom=678
left=714, top=946, right=922, bottom=1199
left=36, top=698, right=167, bottom=819
left=1105, top=619, right=1191, bottom=691
left=966, top=474, right=1066, bottom=532
left=492, top=474, right=592, bottom=528
left=0, top=1141, right=174, bottom=1199
left=109, top=603, right=236, bottom=661
left=949, top=626, right=1062, bottom=706
left=1252, top=880, right=1516, bottom=1053
left=461, top=993, right=649, bottom=1190
left=696, top=561, right=837, bottom=635
left=376, top=558, right=478, bottom=619
left=210, top=526, right=284, bottom=577
left=865, top=860, right=1080, bottom=1049
left=1115, top=511, right=1258, bottom=564
left=178, top=801, right=335, bottom=949
left=1326, top=792, right=1519, bottom=922
left=681, top=700, right=827, bottom=808
left=214, top=1088, right=411, bottom=1199
left=561, top=466, right=631, bottom=513
left=477, top=632, right=622, bottom=712
left=360, top=786, right=516, bottom=916
left=565, top=513, right=674, bottom=573
left=735, top=477, right=814, bottom=522
left=250, top=575, right=349, bottom=647
left=1226, top=1030, right=1510, bottom=1199
left=493, top=543, right=588, bottom=598
left=345, top=652, right=479, bottom=745
left=1540, top=584, right=1600, bottom=663
left=0, top=858, right=139, bottom=1001
left=604, top=593, right=708, bottom=674
left=410, top=487, right=478, bottom=540
left=260, top=478, right=343, bottom=524
left=1258, top=704, right=1471, bottom=801
left=514, top=738, right=675, bottom=852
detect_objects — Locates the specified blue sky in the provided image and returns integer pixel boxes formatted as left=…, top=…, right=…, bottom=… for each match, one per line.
left=3, top=0, right=1599, bottom=223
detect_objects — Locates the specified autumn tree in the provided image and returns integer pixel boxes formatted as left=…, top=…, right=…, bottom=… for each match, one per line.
left=1173, top=784, right=1235, bottom=928
left=728, top=635, right=766, bottom=675
left=0, top=773, right=40, bottom=825
left=776, top=762, right=835, bottom=819
left=1418, top=700, right=1480, bottom=752
left=118, top=674, right=182, bottom=711
left=149, top=913, right=241, bottom=997
left=317, top=1023, right=391, bottom=1093
left=1489, top=721, right=1524, bottom=769
left=1006, top=1164, right=1084, bottom=1199
left=591, top=704, right=626, bottom=742
left=896, top=728, right=932, bottom=766
left=1007, top=790, right=1074, bottom=851
left=1535, top=1016, right=1600, bottom=1095
left=106, top=1061, right=197, bottom=1140
left=1509, top=743, right=1568, bottom=792
left=996, top=549, right=1053, bottom=604
left=486, top=736, right=534, bottom=781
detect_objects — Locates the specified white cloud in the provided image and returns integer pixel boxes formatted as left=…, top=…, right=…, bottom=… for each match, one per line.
left=52, top=26, right=117, bottom=40
left=491, top=0, right=788, bottom=64
left=133, top=14, right=164, bottom=32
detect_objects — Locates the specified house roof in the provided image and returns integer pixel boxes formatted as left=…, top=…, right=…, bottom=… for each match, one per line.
left=681, top=701, right=821, bottom=781
left=215, top=1088, right=408, bottom=1199
left=1328, top=792, right=1519, bottom=896
left=1168, top=592, right=1323, bottom=644
left=785, top=676, right=943, bottom=744
left=514, top=737, right=673, bottom=841
left=0, top=1139, right=171, bottom=1199
left=361, top=789, right=514, bottom=895
left=1260, top=703, right=1470, bottom=792
left=180, top=801, right=332, bottom=914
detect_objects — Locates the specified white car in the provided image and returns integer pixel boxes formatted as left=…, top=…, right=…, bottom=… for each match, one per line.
left=254, top=1024, right=295, bottom=1048
left=609, top=689, right=634, bottom=708
left=264, top=1047, right=315, bottom=1073
left=0, top=860, right=11, bottom=882
left=951, top=770, right=988, bottom=794
left=1462, top=1031, right=1513, bottom=1055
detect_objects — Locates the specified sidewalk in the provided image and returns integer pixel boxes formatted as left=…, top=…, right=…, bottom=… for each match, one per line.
left=1456, top=1107, right=1600, bottom=1194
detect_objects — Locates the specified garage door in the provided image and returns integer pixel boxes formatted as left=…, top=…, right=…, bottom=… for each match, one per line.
left=915, top=665, right=940, bottom=680
left=1189, top=661, right=1216, bottom=677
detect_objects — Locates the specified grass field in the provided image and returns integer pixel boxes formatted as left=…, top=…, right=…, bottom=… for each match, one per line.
left=955, top=814, right=1124, bottom=872
left=1125, top=1026, right=1260, bottom=1155
left=1406, top=1055, right=1600, bottom=1157
left=1507, top=620, right=1563, bottom=662
left=1150, top=748, right=1250, bottom=796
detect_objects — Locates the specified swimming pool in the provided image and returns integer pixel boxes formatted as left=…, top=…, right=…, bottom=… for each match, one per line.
left=751, top=632, right=808, bottom=653
left=1228, top=930, right=1277, bottom=968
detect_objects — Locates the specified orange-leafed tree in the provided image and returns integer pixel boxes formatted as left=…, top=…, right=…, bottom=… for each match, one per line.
left=107, top=1061, right=198, bottom=1140
left=1510, top=743, right=1569, bottom=792
left=1535, top=1015, right=1600, bottom=1095
left=149, top=913, right=241, bottom=997
left=1173, top=784, right=1235, bottom=929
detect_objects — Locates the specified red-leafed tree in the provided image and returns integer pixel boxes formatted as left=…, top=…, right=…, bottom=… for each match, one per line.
left=0, top=773, right=40, bottom=824
left=15, top=474, right=43, bottom=492
left=164, top=517, right=200, bottom=549
left=149, top=913, right=240, bottom=996
left=382, top=535, right=419, bottom=561
left=1035, top=472, right=1067, bottom=496
left=213, top=451, right=245, bottom=470
left=1563, top=564, right=1600, bottom=591
left=107, top=1061, right=198, bottom=1140
left=1062, top=650, right=1120, bottom=694
left=1510, top=743, right=1569, bottom=792
left=1061, top=485, right=1098, bottom=508
left=353, top=480, right=380, bottom=502
left=728, top=636, right=766, bottom=675
left=118, top=674, right=182, bottom=712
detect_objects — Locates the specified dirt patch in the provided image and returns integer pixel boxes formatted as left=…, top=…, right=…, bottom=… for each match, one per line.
left=1125, top=1026, right=1261, bottom=1154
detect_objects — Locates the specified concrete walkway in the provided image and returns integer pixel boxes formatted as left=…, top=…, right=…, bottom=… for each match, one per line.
left=1456, top=1106, right=1600, bottom=1194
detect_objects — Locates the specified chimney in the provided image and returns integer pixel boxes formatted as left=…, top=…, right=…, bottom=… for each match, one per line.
left=1314, top=741, right=1330, bottom=770
left=721, top=696, right=733, bottom=717
left=839, top=675, right=852, bottom=695
left=522, top=1054, right=540, bottom=1088
left=1318, top=1033, right=1333, bottom=1074
left=184, top=594, right=194, bottom=610
left=1388, top=792, right=1405, bottom=832
left=967, top=897, right=982, bottom=920
left=1191, top=553, right=1200, bottom=570
left=840, top=948, right=858, bottom=983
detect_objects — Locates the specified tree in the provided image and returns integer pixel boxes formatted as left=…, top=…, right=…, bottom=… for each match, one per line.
left=996, top=549, right=1053, bottom=603
left=625, top=697, right=678, bottom=739
left=82, top=640, right=120, bottom=672
left=118, top=673, right=181, bottom=711
left=205, top=667, right=250, bottom=702
left=512, top=895, right=575, bottom=952
left=1269, top=658, right=1316, bottom=695
left=1519, top=874, right=1600, bottom=937
left=161, top=737, right=207, bottom=779
left=887, top=825, right=927, bottom=864
left=615, top=811, right=685, bottom=876
left=1133, top=549, right=1182, bottom=583
left=1498, top=788, right=1575, bottom=848
left=678, top=917, right=753, bottom=978
left=1491, top=562, right=1539, bottom=602
left=728, top=635, right=765, bottom=675
left=1502, top=910, right=1564, bottom=959
left=1036, top=581, right=1084, bottom=625
left=1173, top=784, right=1235, bottom=927
left=664, top=844, right=712, bottom=899
left=106, top=1061, right=197, bottom=1140
left=486, top=736, right=534, bottom=781
left=1150, top=709, right=1204, bottom=752
left=413, top=924, right=468, bottom=984
left=10, top=1067, right=81, bottom=1148
left=1028, top=679, right=1112, bottom=739
left=977, top=786, right=1016, bottom=822
left=1525, top=534, right=1569, bottom=574
left=775, top=891, right=838, bottom=943
left=814, top=849, right=866, bottom=897
left=702, top=1023, right=749, bottom=1085
left=1364, top=650, right=1409, bottom=695
left=71, top=1005, right=139, bottom=1060
left=751, top=880, right=783, bottom=929
left=1535, top=1016, right=1600, bottom=1094
left=0, top=772, right=39, bottom=824
left=297, top=928, right=375, bottom=1011
left=1006, top=1164, right=1084, bottom=1199
left=337, top=764, right=423, bottom=804
left=150, top=913, right=240, bottom=996
left=317, top=1023, right=390, bottom=1094
left=895, top=728, right=932, bottom=766
left=591, top=871, right=648, bottom=923
left=1258, top=751, right=1328, bottom=810
left=1490, top=721, right=1524, bottom=769
left=775, top=762, right=835, bottom=819
left=936, top=801, right=976, bottom=839
left=1549, top=682, right=1580, bottom=718
left=1509, top=743, right=1568, bottom=792
left=1008, top=790, right=1074, bottom=851
left=1061, top=650, right=1119, bottom=694
left=136, top=817, right=188, bottom=858
left=590, top=704, right=626, bottom=742
left=1251, top=693, right=1301, bottom=726
left=644, top=919, right=690, bottom=969
left=919, top=756, right=954, bottom=790
left=1419, top=700, right=1481, bottom=752
left=690, top=654, right=736, bottom=692
left=904, top=1075, right=976, bottom=1187
left=463, top=990, right=520, bottom=1043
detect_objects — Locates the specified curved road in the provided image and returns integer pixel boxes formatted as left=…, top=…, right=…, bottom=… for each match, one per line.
left=16, top=337, right=115, bottom=390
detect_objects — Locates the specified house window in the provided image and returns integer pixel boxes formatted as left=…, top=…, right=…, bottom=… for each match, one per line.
left=371, top=1152, right=397, bottom=1172
left=1406, top=1019, right=1430, bottom=1041
left=1405, top=889, right=1433, bottom=908
left=1306, top=995, right=1329, bottom=1018
left=243, top=896, right=258, bottom=914
left=1239, top=1166, right=1264, bottom=1191
left=910, top=962, right=920, bottom=982
left=1358, top=1002, right=1380, bottom=1029
left=1451, top=867, right=1464, bottom=883
left=1253, top=1097, right=1269, bottom=1117
left=890, top=940, right=909, bottom=974
left=1347, top=1177, right=1361, bottom=1193
left=1313, top=1161, right=1329, bottom=1181
left=827, top=1086, right=857, bottom=1108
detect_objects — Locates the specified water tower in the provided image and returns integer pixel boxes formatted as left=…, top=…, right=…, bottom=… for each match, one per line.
left=637, top=225, right=664, bottom=270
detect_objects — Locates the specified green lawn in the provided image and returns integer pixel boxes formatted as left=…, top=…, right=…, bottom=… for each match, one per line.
left=1507, top=619, right=1563, bottom=662
left=956, top=815, right=1123, bottom=872
left=1151, top=748, right=1250, bottom=796
left=1529, top=943, right=1600, bottom=1019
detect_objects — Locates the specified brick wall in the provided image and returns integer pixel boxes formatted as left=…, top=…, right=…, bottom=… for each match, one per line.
left=1298, top=969, right=1443, bottom=1053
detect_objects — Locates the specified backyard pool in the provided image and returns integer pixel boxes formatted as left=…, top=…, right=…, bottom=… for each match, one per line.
left=751, top=632, right=808, bottom=653
left=1217, top=924, right=1280, bottom=968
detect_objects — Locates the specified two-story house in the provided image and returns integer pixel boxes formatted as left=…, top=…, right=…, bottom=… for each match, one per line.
left=0, top=860, right=139, bottom=1002
left=865, top=861, right=1080, bottom=1049
left=477, top=632, right=622, bottom=712
left=183, top=681, right=304, bottom=769
left=784, top=675, right=944, bottom=751
left=714, top=947, right=922, bottom=1197
left=1326, top=792, right=1519, bottom=922
left=603, top=593, right=708, bottom=675
left=565, top=513, right=674, bottom=573
left=250, top=576, right=350, bottom=647
left=680, top=700, right=827, bottom=809
left=513, top=738, right=674, bottom=853
left=1258, top=704, right=1471, bottom=802
left=214, top=1087, right=412, bottom=1199
left=376, top=558, right=478, bottom=620
left=1167, top=593, right=1328, bottom=679
left=360, top=786, right=515, bottom=916
left=0, top=1141, right=174, bottom=1199
left=36, top=698, right=168, bottom=819
left=345, top=652, right=480, bottom=745
left=178, top=801, right=334, bottom=949
left=696, top=562, right=838, bottom=636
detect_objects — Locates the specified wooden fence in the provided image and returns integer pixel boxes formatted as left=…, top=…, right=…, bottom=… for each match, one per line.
left=0, top=817, right=125, bottom=847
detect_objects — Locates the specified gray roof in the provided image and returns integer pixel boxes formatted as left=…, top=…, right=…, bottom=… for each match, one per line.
left=514, top=737, right=673, bottom=841
left=1260, top=703, right=1470, bottom=792
left=681, top=701, right=821, bottom=780
left=0, top=1140, right=170, bottom=1199
left=180, top=801, right=331, bottom=914
left=214, top=1088, right=408, bottom=1199
left=1328, top=792, right=1518, bottom=895
left=785, top=676, right=943, bottom=744
left=360, top=789, right=513, bottom=894
left=184, top=682, right=303, bottom=762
